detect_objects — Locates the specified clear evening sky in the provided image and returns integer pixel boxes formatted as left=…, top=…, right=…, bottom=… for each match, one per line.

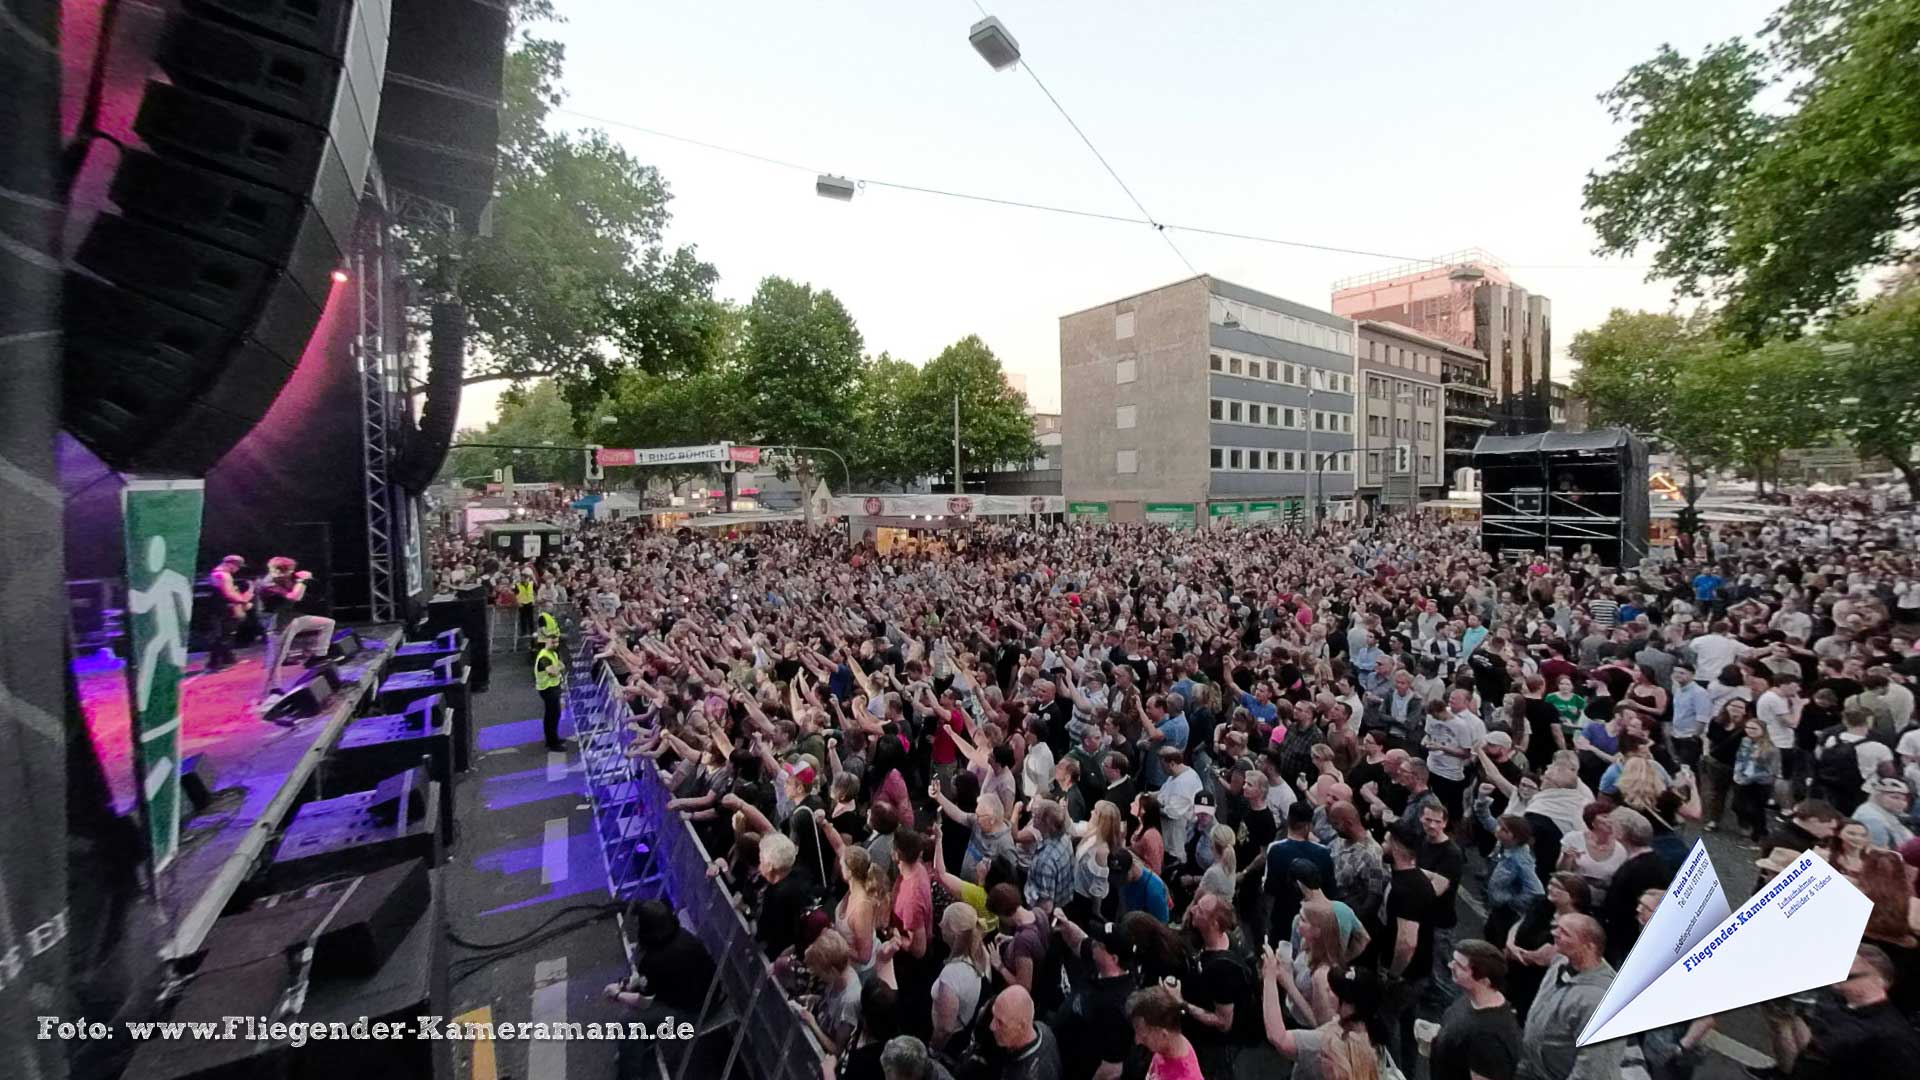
left=460, top=0, right=1778, bottom=425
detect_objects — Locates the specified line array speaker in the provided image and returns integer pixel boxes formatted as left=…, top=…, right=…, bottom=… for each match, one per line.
left=63, top=0, right=389, bottom=477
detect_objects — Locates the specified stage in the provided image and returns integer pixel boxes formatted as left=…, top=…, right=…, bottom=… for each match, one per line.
left=77, top=627, right=404, bottom=954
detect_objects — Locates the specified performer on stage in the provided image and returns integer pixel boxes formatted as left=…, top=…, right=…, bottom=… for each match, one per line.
left=206, top=554, right=252, bottom=673
left=534, top=625, right=566, bottom=752
left=259, top=556, right=312, bottom=698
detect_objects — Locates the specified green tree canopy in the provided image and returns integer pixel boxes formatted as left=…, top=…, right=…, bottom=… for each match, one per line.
left=850, top=352, right=923, bottom=487
left=1568, top=310, right=1697, bottom=438
left=899, top=335, right=1037, bottom=485
left=440, top=380, right=585, bottom=485
left=438, top=3, right=725, bottom=408
left=735, top=278, right=864, bottom=460
left=1583, top=0, right=1920, bottom=341
left=1825, top=283, right=1920, bottom=495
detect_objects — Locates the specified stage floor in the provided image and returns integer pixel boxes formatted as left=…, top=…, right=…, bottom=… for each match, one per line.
left=78, top=644, right=294, bottom=814
left=77, top=628, right=402, bottom=951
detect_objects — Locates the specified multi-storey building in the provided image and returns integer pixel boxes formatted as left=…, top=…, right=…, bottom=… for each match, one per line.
left=1060, top=276, right=1356, bottom=527
left=1353, top=320, right=1451, bottom=506
left=1331, top=249, right=1552, bottom=435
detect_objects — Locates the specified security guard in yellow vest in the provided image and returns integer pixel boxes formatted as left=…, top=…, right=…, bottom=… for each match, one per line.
left=514, top=573, right=536, bottom=641
left=536, top=610, right=561, bottom=642
left=534, top=636, right=565, bottom=752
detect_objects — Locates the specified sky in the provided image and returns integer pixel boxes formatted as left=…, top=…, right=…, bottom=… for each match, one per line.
left=459, top=0, right=1780, bottom=427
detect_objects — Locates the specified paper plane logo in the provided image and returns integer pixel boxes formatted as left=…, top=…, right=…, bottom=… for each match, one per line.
left=1576, top=840, right=1872, bottom=1046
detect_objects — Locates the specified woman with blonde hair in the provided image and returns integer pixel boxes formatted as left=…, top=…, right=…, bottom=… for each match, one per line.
left=1614, top=755, right=1668, bottom=815
left=834, top=845, right=888, bottom=981
left=1197, top=823, right=1239, bottom=903
left=1068, top=799, right=1123, bottom=925
left=1284, top=904, right=1341, bottom=1026
left=1263, top=947, right=1390, bottom=1080
left=931, top=902, right=988, bottom=1053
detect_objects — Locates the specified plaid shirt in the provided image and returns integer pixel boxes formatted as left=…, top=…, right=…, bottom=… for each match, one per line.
left=1024, top=835, right=1074, bottom=910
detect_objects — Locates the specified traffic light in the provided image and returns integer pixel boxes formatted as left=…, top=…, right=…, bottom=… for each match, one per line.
left=1677, top=506, right=1700, bottom=537
left=585, top=445, right=603, bottom=482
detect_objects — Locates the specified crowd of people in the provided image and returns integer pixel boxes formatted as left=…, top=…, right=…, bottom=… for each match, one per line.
left=446, top=494, right=1920, bottom=1080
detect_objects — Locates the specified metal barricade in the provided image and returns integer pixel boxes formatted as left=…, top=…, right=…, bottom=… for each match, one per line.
left=559, top=630, right=828, bottom=1080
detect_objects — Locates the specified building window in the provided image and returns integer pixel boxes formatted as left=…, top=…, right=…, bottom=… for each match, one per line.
left=1117, top=449, right=1138, bottom=474
left=1314, top=411, right=1326, bottom=431
left=1265, top=360, right=1279, bottom=381
left=1421, top=454, right=1434, bottom=476
left=1210, top=447, right=1223, bottom=469
left=1115, top=311, right=1135, bottom=340
left=1228, top=356, right=1243, bottom=376
left=1228, top=401, right=1243, bottom=423
left=1367, top=450, right=1381, bottom=476
left=1210, top=398, right=1223, bottom=420
left=1282, top=451, right=1296, bottom=471
left=1341, top=414, right=1353, bottom=434
left=1247, top=450, right=1262, bottom=471
left=1265, top=405, right=1279, bottom=426
left=1116, top=359, right=1136, bottom=384
left=1266, top=450, right=1279, bottom=471
left=1228, top=449, right=1243, bottom=470
left=1116, top=404, right=1136, bottom=430
left=1209, top=352, right=1223, bottom=372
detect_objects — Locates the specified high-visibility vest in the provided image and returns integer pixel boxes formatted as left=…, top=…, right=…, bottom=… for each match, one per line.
left=534, top=648, right=563, bottom=691
left=537, top=611, right=560, bottom=638
left=515, top=581, right=535, bottom=606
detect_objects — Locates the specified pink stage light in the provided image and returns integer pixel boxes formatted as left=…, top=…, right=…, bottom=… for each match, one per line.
left=331, top=269, right=350, bottom=284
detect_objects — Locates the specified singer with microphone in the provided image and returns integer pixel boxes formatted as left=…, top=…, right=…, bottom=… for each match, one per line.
left=259, top=556, right=313, bottom=699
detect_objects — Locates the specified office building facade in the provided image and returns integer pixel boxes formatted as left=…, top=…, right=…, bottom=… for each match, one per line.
left=1331, top=249, right=1552, bottom=434
left=1354, top=320, right=1453, bottom=506
left=1060, top=276, right=1356, bottom=527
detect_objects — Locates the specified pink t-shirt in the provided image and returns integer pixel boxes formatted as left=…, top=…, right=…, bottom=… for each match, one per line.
left=1150, top=1044, right=1204, bottom=1080
left=892, top=863, right=932, bottom=938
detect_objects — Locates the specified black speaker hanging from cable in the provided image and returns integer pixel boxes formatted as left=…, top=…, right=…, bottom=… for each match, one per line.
left=394, top=296, right=465, bottom=493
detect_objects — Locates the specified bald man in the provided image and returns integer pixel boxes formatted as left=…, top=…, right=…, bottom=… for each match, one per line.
left=987, top=985, right=1062, bottom=1080
left=1518, top=913, right=1622, bottom=1080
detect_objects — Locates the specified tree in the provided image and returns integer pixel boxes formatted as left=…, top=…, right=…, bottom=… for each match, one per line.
left=850, top=352, right=923, bottom=487
left=1825, top=283, right=1920, bottom=496
left=1568, top=310, right=1696, bottom=437
left=439, top=380, right=586, bottom=485
left=1583, top=0, right=1920, bottom=341
left=1672, top=337, right=1832, bottom=494
left=734, top=278, right=864, bottom=486
left=427, top=2, right=724, bottom=406
left=596, top=358, right=752, bottom=492
left=900, top=336, right=1037, bottom=486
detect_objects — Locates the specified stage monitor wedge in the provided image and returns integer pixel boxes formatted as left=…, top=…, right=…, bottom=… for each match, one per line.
left=61, top=0, right=389, bottom=478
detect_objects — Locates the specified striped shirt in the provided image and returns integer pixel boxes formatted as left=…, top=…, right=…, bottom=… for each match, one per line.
left=1588, top=598, right=1620, bottom=630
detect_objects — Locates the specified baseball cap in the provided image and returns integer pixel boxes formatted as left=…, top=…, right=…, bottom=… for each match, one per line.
left=784, top=761, right=817, bottom=787
left=1483, top=731, right=1514, bottom=751
left=1088, top=920, right=1134, bottom=965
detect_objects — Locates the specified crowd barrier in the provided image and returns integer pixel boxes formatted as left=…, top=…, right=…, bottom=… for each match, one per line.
left=564, top=640, right=829, bottom=1080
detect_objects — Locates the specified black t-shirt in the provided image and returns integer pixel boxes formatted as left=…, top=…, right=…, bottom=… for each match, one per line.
left=756, top=871, right=816, bottom=959
left=1419, top=838, right=1466, bottom=930
left=1524, top=697, right=1562, bottom=763
left=1600, top=852, right=1672, bottom=965
left=1345, top=759, right=1394, bottom=806
left=1263, top=838, right=1337, bottom=942
left=1429, top=998, right=1524, bottom=1080
left=1794, top=999, right=1920, bottom=1080
left=636, top=929, right=718, bottom=1012
left=1182, top=948, right=1254, bottom=1045
left=1385, top=866, right=1439, bottom=980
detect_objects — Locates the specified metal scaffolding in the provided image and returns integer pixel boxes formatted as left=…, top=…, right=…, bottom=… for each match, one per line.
left=355, top=207, right=400, bottom=625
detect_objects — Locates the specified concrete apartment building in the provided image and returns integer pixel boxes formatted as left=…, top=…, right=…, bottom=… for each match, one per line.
left=1353, top=320, right=1458, bottom=506
left=1060, top=276, right=1356, bottom=527
left=1331, top=249, right=1552, bottom=434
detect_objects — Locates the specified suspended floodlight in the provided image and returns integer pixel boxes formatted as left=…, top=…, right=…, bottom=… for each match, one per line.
left=816, top=174, right=858, bottom=201
left=968, top=16, right=1021, bottom=71
left=1447, top=264, right=1486, bottom=282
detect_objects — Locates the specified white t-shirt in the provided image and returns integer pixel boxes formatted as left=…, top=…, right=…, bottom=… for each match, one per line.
left=1757, top=690, right=1797, bottom=751
left=1425, top=715, right=1474, bottom=781
left=1689, top=634, right=1750, bottom=686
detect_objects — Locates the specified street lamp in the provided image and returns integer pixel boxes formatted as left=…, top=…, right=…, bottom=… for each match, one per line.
left=968, top=16, right=1021, bottom=70
left=816, top=174, right=857, bottom=201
